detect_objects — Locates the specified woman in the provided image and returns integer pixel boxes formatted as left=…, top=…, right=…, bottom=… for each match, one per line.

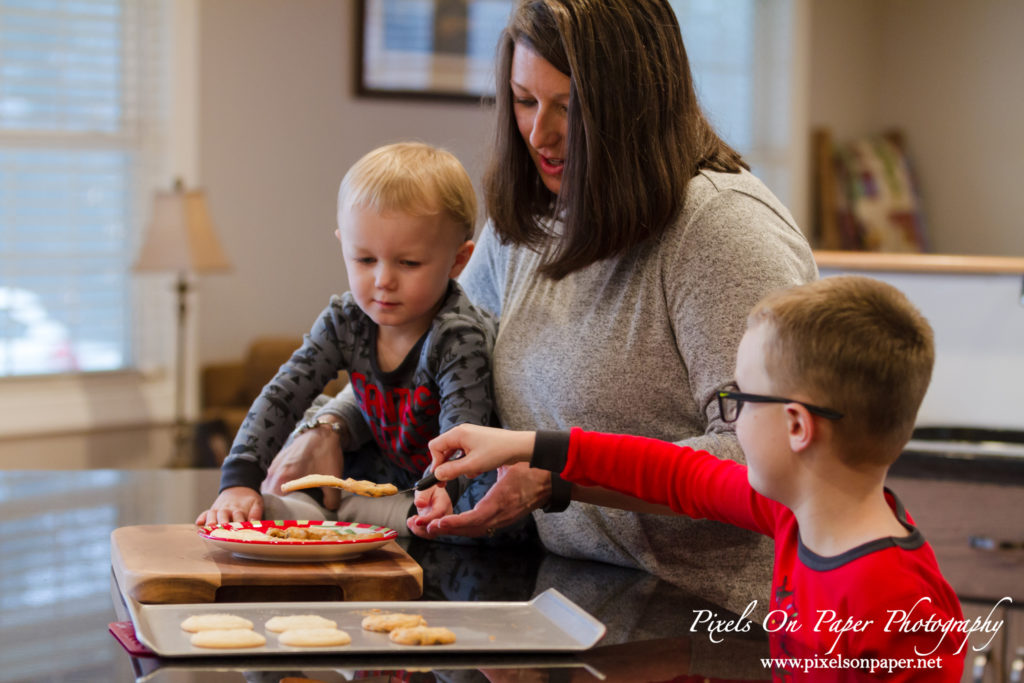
left=407, top=0, right=817, bottom=616
left=275, top=0, right=815, bottom=615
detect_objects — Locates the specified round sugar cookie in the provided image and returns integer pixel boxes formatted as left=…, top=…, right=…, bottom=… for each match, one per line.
left=389, top=625, right=457, bottom=646
left=361, top=612, right=426, bottom=632
left=190, top=628, right=266, bottom=649
left=180, top=613, right=254, bottom=632
left=265, top=614, right=338, bottom=632
left=278, top=627, right=352, bottom=647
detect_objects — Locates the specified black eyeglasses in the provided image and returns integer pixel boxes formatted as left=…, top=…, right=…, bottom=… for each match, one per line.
left=717, top=388, right=844, bottom=423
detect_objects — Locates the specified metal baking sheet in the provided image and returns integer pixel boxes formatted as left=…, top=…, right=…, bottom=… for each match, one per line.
left=132, top=657, right=603, bottom=682
left=126, top=588, right=605, bottom=658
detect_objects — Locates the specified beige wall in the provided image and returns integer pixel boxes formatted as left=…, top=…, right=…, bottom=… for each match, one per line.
left=808, top=0, right=1024, bottom=256
left=197, top=0, right=1024, bottom=367
left=197, top=1, right=493, bottom=364
left=3, top=0, right=1020, bottom=461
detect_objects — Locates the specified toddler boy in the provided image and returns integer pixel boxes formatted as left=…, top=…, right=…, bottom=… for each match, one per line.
left=197, top=142, right=495, bottom=533
left=427, top=276, right=966, bottom=680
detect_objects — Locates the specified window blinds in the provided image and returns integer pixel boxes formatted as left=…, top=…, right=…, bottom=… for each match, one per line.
left=671, top=0, right=796, bottom=202
left=0, top=0, right=166, bottom=376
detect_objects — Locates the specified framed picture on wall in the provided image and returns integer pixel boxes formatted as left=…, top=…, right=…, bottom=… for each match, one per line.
left=355, top=0, right=513, bottom=101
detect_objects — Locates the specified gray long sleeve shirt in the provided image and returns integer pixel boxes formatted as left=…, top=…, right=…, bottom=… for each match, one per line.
left=323, top=169, right=817, bottom=616
left=220, top=280, right=496, bottom=492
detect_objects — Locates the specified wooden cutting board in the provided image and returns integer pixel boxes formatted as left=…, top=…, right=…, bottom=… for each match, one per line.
left=111, top=524, right=423, bottom=604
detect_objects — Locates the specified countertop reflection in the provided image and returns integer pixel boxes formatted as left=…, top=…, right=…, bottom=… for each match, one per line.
left=0, top=469, right=769, bottom=683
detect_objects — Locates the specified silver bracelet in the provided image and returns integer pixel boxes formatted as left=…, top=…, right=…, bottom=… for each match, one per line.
left=294, top=417, right=346, bottom=438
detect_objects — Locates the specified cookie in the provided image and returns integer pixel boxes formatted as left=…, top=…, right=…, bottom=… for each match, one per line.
left=208, top=528, right=272, bottom=541
left=180, top=613, right=254, bottom=632
left=278, top=627, right=352, bottom=647
left=190, top=628, right=266, bottom=649
left=281, top=474, right=399, bottom=498
left=389, top=625, right=457, bottom=645
left=361, top=612, right=427, bottom=632
left=265, top=614, right=338, bottom=632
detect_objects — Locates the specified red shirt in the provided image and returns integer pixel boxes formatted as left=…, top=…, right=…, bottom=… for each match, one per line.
left=561, top=428, right=967, bottom=681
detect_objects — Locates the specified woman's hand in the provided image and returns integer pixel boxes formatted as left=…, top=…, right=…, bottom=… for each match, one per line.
left=261, top=424, right=346, bottom=510
left=412, top=425, right=542, bottom=538
left=427, top=424, right=536, bottom=481
left=407, top=485, right=454, bottom=538
left=418, top=462, right=551, bottom=538
left=195, top=486, right=263, bottom=526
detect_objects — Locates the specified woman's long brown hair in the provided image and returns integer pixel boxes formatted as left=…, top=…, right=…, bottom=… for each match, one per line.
left=483, top=0, right=748, bottom=280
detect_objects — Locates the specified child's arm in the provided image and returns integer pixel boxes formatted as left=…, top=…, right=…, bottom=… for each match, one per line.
left=430, top=425, right=775, bottom=535
left=563, top=429, right=770, bottom=531
left=309, top=384, right=374, bottom=450
left=410, top=306, right=497, bottom=533
left=432, top=313, right=496, bottom=435
left=215, top=297, right=357, bottom=511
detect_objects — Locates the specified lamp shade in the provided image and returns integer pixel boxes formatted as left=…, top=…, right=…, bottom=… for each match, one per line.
left=134, top=185, right=231, bottom=273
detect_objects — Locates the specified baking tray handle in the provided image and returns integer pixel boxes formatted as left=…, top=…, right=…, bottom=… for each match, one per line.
left=531, top=588, right=607, bottom=649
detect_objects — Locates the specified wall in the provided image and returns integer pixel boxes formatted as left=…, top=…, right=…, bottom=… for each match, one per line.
left=808, top=0, right=1024, bottom=256
left=197, top=0, right=493, bottom=365
left=807, top=0, right=1024, bottom=432
left=191, top=0, right=1023, bottom=433
left=3, top=0, right=1021, bottom=462
left=875, top=1, right=1024, bottom=257
left=805, top=0, right=882, bottom=140
left=198, top=0, right=1024, bottom=368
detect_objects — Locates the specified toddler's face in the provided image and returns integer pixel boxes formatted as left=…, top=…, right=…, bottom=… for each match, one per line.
left=337, top=205, right=470, bottom=337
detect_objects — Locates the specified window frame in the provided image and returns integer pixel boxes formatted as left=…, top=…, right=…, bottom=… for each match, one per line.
left=0, top=0, right=196, bottom=440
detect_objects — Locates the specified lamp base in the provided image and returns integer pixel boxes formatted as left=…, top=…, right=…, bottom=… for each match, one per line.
left=167, top=272, right=192, bottom=468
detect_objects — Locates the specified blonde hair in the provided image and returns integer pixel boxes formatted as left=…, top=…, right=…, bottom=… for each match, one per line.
left=338, top=142, right=477, bottom=242
left=748, top=276, right=934, bottom=463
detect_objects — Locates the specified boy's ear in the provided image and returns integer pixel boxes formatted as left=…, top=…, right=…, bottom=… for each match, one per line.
left=785, top=403, right=815, bottom=453
left=448, top=240, right=475, bottom=278
left=334, top=229, right=341, bottom=242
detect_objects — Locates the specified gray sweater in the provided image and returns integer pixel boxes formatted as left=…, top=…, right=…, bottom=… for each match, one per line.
left=325, top=169, right=817, bottom=616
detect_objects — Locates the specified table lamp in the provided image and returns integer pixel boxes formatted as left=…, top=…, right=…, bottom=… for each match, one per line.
left=134, top=179, right=231, bottom=466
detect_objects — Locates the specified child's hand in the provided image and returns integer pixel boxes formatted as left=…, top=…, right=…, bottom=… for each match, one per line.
left=427, top=425, right=536, bottom=483
left=195, top=486, right=263, bottom=526
left=407, top=485, right=453, bottom=539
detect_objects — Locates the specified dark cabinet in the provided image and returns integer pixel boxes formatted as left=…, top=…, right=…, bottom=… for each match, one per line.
left=888, top=428, right=1024, bottom=683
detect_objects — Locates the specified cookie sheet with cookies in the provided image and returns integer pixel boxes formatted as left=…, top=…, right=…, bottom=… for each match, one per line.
left=122, top=589, right=605, bottom=657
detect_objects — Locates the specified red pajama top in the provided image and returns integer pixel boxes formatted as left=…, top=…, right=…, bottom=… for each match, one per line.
left=538, top=429, right=967, bottom=681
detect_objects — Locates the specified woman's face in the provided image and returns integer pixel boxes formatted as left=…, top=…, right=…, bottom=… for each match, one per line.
left=510, top=42, right=570, bottom=195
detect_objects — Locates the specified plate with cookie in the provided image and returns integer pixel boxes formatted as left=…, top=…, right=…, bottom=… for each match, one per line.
left=198, top=520, right=397, bottom=562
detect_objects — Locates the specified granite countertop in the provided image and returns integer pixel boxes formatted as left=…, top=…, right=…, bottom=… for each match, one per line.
left=0, top=468, right=770, bottom=682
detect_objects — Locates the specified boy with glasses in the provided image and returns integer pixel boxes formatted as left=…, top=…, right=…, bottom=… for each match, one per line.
left=424, top=276, right=966, bottom=680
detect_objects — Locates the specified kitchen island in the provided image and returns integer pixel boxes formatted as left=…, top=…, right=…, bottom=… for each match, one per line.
left=0, top=468, right=770, bottom=682
left=2, top=456, right=1019, bottom=682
